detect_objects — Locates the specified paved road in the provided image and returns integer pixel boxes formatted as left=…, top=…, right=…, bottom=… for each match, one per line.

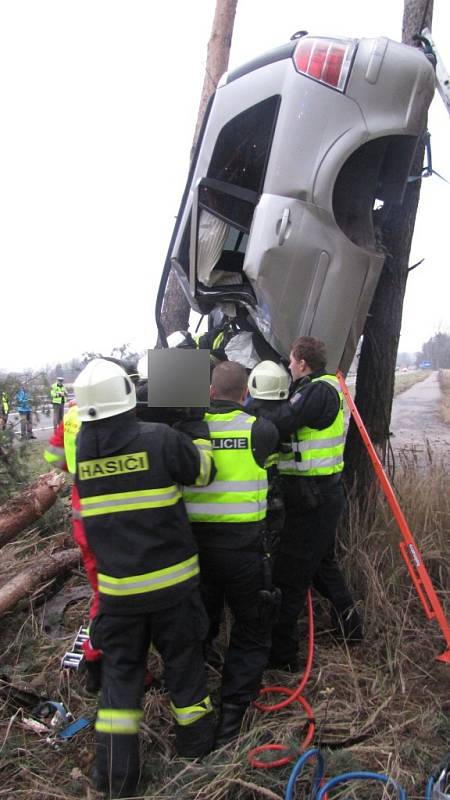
left=389, top=371, right=450, bottom=469
left=7, top=410, right=53, bottom=442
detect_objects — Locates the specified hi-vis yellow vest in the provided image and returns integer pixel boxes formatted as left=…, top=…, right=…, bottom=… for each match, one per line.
left=63, top=405, right=81, bottom=474
left=278, top=375, right=344, bottom=477
left=51, top=382, right=66, bottom=404
left=183, top=409, right=268, bottom=523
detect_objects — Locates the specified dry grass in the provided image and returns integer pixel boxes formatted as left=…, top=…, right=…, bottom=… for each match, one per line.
left=0, top=458, right=449, bottom=800
left=438, top=369, right=450, bottom=425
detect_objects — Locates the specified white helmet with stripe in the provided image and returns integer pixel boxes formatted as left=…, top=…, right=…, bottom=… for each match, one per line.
left=248, top=360, right=290, bottom=400
left=74, top=359, right=136, bottom=422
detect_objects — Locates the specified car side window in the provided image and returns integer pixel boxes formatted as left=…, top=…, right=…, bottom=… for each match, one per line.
left=207, top=95, right=281, bottom=194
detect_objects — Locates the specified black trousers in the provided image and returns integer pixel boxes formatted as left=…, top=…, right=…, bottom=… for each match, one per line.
left=199, top=547, right=272, bottom=706
left=271, top=479, right=353, bottom=664
left=90, top=589, right=213, bottom=796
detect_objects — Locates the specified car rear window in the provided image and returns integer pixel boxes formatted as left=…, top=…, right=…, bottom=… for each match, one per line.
left=207, top=95, right=281, bottom=194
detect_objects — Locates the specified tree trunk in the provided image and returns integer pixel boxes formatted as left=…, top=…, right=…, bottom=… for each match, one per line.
left=0, top=471, right=65, bottom=547
left=0, top=548, right=79, bottom=616
left=159, top=0, right=239, bottom=340
left=344, top=0, right=434, bottom=499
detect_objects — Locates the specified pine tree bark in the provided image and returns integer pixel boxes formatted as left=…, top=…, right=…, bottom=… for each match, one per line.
left=0, top=472, right=65, bottom=547
left=0, top=548, right=79, bottom=616
left=159, top=0, right=239, bottom=339
left=344, top=0, right=434, bottom=499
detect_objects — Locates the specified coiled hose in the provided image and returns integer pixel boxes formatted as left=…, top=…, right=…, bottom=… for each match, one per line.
left=247, top=590, right=315, bottom=769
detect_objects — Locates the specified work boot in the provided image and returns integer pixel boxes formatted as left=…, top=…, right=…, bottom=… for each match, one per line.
left=330, top=606, right=363, bottom=643
left=79, top=658, right=102, bottom=693
left=214, top=702, right=248, bottom=748
left=175, top=712, right=215, bottom=758
left=91, top=766, right=138, bottom=799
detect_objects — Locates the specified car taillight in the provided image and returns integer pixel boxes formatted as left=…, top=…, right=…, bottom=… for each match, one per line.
left=293, top=37, right=356, bottom=91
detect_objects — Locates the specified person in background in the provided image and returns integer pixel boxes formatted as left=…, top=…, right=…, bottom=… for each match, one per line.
left=50, top=376, right=68, bottom=431
left=44, top=400, right=103, bottom=691
left=247, top=338, right=362, bottom=671
left=74, top=358, right=215, bottom=798
left=183, top=361, right=279, bottom=747
left=15, top=385, right=36, bottom=440
left=1, top=389, right=9, bottom=430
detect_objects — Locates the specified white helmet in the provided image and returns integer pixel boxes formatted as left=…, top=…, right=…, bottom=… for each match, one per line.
left=248, top=360, right=290, bottom=400
left=74, top=358, right=136, bottom=422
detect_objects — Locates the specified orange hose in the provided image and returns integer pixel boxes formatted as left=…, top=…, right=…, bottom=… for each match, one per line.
left=247, top=590, right=315, bottom=769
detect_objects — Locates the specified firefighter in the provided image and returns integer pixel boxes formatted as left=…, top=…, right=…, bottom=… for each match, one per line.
left=247, top=339, right=362, bottom=671
left=50, top=377, right=68, bottom=431
left=74, top=359, right=215, bottom=797
left=44, top=401, right=103, bottom=691
left=183, top=361, right=279, bottom=746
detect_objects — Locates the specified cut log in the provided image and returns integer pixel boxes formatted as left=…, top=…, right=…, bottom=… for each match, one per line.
left=0, top=472, right=66, bottom=547
left=0, top=548, right=79, bottom=616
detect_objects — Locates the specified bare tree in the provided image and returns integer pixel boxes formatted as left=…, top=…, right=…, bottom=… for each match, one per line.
left=159, top=0, right=239, bottom=340
left=344, top=0, right=435, bottom=498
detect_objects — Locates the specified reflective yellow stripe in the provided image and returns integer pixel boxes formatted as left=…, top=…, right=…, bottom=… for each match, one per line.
left=95, top=708, right=143, bottom=735
left=170, top=695, right=212, bottom=726
left=44, top=445, right=66, bottom=469
left=80, top=485, right=182, bottom=517
left=264, top=452, right=279, bottom=469
left=193, top=438, right=213, bottom=487
left=98, top=554, right=200, bottom=596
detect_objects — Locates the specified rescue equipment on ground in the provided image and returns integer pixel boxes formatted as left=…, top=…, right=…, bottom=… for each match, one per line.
left=61, top=625, right=90, bottom=670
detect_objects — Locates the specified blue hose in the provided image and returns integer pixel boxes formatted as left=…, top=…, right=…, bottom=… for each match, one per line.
left=316, top=770, right=407, bottom=800
left=425, top=776, right=435, bottom=800
left=284, top=748, right=325, bottom=800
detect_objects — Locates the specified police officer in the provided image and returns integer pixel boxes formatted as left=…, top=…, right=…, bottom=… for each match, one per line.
left=247, top=338, right=362, bottom=670
left=183, top=361, right=279, bottom=746
left=74, top=359, right=216, bottom=797
left=1, top=389, right=9, bottom=430
left=50, top=377, right=68, bottom=431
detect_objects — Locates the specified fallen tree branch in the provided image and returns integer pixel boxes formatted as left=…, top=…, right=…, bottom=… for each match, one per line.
left=0, top=548, right=79, bottom=616
left=0, top=472, right=66, bottom=547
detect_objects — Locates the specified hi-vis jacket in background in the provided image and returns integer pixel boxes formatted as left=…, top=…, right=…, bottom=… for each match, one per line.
left=75, top=412, right=214, bottom=614
left=50, top=381, right=68, bottom=404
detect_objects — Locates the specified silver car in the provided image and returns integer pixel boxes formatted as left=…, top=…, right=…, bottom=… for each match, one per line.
left=160, top=33, right=435, bottom=371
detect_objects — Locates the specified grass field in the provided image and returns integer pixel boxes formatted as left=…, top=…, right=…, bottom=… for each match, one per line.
left=439, top=369, right=450, bottom=424
left=0, top=448, right=449, bottom=799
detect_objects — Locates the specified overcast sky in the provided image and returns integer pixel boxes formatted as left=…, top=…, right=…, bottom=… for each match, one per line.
left=0, top=0, right=449, bottom=371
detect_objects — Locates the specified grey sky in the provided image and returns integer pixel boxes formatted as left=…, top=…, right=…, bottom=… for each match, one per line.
left=0, top=0, right=448, bottom=371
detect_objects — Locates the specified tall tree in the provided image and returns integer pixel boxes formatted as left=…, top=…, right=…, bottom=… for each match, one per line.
left=344, top=0, right=435, bottom=498
left=159, top=0, right=239, bottom=339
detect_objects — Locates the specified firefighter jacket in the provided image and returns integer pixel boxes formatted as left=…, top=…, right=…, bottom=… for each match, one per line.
left=249, top=372, right=344, bottom=477
left=44, top=404, right=80, bottom=474
left=1, top=392, right=9, bottom=414
left=75, top=411, right=214, bottom=614
left=50, top=382, right=67, bottom=405
left=183, top=401, right=279, bottom=550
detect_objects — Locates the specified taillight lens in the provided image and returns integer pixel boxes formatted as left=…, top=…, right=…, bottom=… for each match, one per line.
left=293, top=37, right=356, bottom=91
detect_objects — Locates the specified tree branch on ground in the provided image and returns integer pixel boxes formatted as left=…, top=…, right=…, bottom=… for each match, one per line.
left=0, top=472, right=65, bottom=547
